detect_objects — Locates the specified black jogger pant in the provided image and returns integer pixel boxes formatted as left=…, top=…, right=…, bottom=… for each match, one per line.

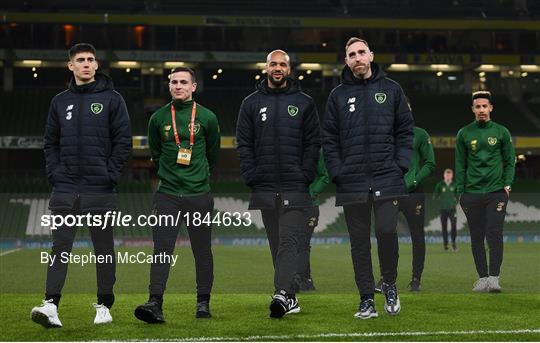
left=296, top=206, right=319, bottom=279
left=387, top=190, right=426, bottom=280
left=344, top=194, right=400, bottom=296
left=440, top=209, right=457, bottom=247
left=45, top=204, right=116, bottom=308
left=149, top=192, right=214, bottom=297
left=261, top=198, right=306, bottom=294
left=460, top=190, right=508, bottom=278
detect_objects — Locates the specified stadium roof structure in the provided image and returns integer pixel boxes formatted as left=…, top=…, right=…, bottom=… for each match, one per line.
left=1, top=0, right=539, bottom=19
left=2, top=11, right=540, bottom=30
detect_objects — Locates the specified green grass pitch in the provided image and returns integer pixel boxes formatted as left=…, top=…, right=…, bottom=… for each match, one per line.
left=1, top=243, right=539, bottom=341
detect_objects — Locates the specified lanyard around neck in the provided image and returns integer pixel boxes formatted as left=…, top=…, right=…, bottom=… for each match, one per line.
left=171, top=101, right=196, bottom=148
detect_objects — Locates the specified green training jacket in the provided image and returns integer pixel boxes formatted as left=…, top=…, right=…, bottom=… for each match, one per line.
left=404, top=127, right=436, bottom=192
left=148, top=99, right=220, bottom=196
left=309, top=150, right=330, bottom=205
left=433, top=180, right=458, bottom=211
left=455, top=120, right=515, bottom=194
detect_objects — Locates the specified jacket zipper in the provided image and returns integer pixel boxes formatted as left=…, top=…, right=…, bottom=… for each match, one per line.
left=363, top=86, right=372, bottom=191
left=273, top=94, right=282, bottom=198
left=77, top=94, right=85, bottom=199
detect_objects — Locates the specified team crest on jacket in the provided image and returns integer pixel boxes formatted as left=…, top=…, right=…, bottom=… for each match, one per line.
left=488, top=137, right=497, bottom=146
left=188, top=122, right=201, bottom=134
left=375, top=93, right=387, bottom=104
left=288, top=105, right=299, bottom=116
left=91, top=103, right=103, bottom=114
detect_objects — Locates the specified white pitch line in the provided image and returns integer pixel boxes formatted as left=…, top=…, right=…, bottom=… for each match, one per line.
left=131, top=328, right=540, bottom=342
left=0, top=248, right=21, bottom=257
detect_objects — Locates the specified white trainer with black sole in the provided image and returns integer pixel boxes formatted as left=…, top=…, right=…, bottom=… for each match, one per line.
left=31, top=299, right=62, bottom=328
left=354, top=298, right=378, bottom=319
left=487, top=276, right=502, bottom=293
left=473, top=277, right=490, bottom=292
left=93, top=303, right=113, bottom=324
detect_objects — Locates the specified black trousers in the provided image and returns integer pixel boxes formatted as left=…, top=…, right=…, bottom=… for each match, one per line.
left=45, top=205, right=116, bottom=308
left=261, top=198, right=305, bottom=294
left=149, top=192, right=214, bottom=296
left=460, top=190, right=508, bottom=278
left=296, top=206, right=319, bottom=278
left=440, top=209, right=457, bottom=247
left=383, top=190, right=426, bottom=280
left=344, top=194, right=399, bottom=296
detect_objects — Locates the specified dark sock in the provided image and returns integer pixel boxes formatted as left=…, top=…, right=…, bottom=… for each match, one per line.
left=361, top=294, right=374, bottom=301
left=44, top=294, right=61, bottom=307
left=97, top=293, right=115, bottom=309
left=197, top=293, right=210, bottom=303
left=149, top=294, right=163, bottom=305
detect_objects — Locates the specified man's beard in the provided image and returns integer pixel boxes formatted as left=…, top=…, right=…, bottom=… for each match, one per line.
left=352, top=63, right=370, bottom=78
left=268, top=75, right=286, bottom=87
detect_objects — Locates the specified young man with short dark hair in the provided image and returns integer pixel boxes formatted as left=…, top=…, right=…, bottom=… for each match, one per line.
left=31, top=43, right=132, bottom=328
left=134, top=67, right=220, bottom=323
left=456, top=91, right=515, bottom=293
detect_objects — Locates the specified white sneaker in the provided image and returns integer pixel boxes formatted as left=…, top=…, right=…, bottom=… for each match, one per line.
left=31, top=299, right=62, bottom=328
left=488, top=276, right=502, bottom=293
left=93, top=303, right=112, bottom=324
left=473, top=277, right=489, bottom=292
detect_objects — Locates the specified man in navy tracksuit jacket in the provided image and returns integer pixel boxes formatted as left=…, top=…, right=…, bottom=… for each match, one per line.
left=31, top=43, right=132, bottom=328
left=322, top=38, right=413, bottom=319
left=236, top=50, right=320, bottom=318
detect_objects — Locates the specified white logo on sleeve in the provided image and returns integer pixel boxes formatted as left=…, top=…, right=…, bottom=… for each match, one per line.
left=66, top=104, right=74, bottom=120
left=347, top=97, right=356, bottom=112
left=260, top=107, right=267, bottom=122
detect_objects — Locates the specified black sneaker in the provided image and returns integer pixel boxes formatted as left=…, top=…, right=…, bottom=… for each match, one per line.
left=374, top=278, right=385, bottom=293
left=269, top=291, right=288, bottom=318
left=354, top=298, right=378, bottom=319
left=408, top=277, right=421, bottom=292
left=270, top=290, right=300, bottom=318
left=383, top=283, right=401, bottom=315
left=452, top=243, right=458, bottom=251
left=299, top=277, right=316, bottom=292
left=134, top=298, right=165, bottom=324
left=195, top=301, right=211, bottom=318
left=444, top=245, right=449, bottom=251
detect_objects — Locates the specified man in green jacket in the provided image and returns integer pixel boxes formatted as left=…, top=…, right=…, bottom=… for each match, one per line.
left=292, top=150, right=329, bottom=292
left=433, top=169, right=459, bottom=251
left=376, top=124, right=435, bottom=292
left=134, top=67, right=220, bottom=322
left=456, top=90, right=515, bottom=293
